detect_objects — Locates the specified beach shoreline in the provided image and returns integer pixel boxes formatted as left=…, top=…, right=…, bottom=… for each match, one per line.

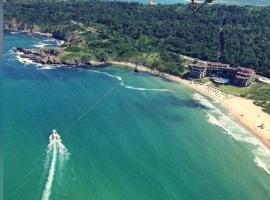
left=8, top=29, right=270, bottom=150
left=110, top=61, right=270, bottom=150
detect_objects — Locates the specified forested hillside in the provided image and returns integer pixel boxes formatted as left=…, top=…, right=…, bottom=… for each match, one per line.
left=4, top=0, right=270, bottom=77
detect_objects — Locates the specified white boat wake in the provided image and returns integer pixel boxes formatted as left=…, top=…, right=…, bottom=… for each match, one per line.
left=41, top=130, right=69, bottom=200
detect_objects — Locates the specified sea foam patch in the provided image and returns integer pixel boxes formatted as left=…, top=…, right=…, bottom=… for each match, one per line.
left=14, top=51, right=60, bottom=69
left=57, top=40, right=65, bottom=46
left=15, top=53, right=44, bottom=67
left=193, top=92, right=270, bottom=176
left=34, top=42, right=47, bottom=48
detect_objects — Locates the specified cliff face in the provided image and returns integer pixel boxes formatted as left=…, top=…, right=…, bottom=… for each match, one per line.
left=4, top=18, right=45, bottom=33
left=4, top=18, right=75, bottom=42
left=5, top=17, right=90, bottom=66
left=52, top=30, right=76, bottom=42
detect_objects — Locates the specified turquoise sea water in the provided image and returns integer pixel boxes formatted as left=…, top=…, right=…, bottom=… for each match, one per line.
left=114, top=0, right=270, bottom=6
left=3, top=32, right=270, bottom=200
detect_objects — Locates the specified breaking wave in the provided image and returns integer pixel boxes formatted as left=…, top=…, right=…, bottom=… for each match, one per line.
left=88, top=69, right=172, bottom=92
left=123, top=84, right=171, bottom=92
left=14, top=50, right=171, bottom=92
left=39, top=65, right=59, bottom=70
left=15, top=52, right=60, bottom=70
left=88, top=69, right=122, bottom=81
left=13, top=36, right=171, bottom=93
left=44, top=38, right=55, bottom=42
left=57, top=40, right=65, bottom=46
left=34, top=42, right=47, bottom=48
left=193, top=92, right=270, bottom=176
left=16, top=54, right=40, bottom=66
left=255, top=151, right=270, bottom=176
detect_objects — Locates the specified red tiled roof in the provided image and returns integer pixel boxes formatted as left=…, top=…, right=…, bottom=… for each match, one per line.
left=237, top=67, right=255, bottom=73
left=237, top=71, right=253, bottom=76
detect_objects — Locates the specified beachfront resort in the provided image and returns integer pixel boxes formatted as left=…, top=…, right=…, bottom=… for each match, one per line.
left=188, top=61, right=256, bottom=87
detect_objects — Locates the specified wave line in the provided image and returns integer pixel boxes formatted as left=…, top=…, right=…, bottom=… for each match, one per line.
left=193, top=92, right=270, bottom=176
left=88, top=69, right=172, bottom=92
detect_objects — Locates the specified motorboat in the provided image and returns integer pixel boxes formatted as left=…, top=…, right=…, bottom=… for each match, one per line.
left=49, top=129, right=61, bottom=142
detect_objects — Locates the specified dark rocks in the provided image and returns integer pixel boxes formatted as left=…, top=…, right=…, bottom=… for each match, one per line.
left=52, top=30, right=67, bottom=41
left=13, top=47, right=106, bottom=67
left=134, top=67, right=139, bottom=72
left=52, top=30, right=75, bottom=42
left=62, top=60, right=77, bottom=65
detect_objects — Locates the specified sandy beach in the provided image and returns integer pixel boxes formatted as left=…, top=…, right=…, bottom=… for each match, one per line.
left=110, top=61, right=270, bottom=149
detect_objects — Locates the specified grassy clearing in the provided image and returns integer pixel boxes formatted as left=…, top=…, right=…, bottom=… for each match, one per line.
left=195, top=77, right=211, bottom=85
left=141, top=52, right=160, bottom=66
left=215, top=82, right=269, bottom=98
left=59, top=51, right=92, bottom=62
left=215, top=84, right=251, bottom=96
left=181, top=59, right=193, bottom=67
left=215, top=82, right=270, bottom=114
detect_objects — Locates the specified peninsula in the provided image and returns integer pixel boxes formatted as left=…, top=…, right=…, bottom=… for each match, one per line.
left=4, top=0, right=270, bottom=148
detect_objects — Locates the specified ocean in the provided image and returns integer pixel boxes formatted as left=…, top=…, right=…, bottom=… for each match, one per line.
left=3, top=32, right=270, bottom=200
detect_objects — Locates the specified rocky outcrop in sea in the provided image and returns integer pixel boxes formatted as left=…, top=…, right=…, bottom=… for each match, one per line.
left=14, top=47, right=107, bottom=67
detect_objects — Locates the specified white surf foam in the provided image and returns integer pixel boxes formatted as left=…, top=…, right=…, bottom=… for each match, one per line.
left=123, top=84, right=171, bottom=92
left=16, top=54, right=38, bottom=66
left=193, top=92, right=270, bottom=176
left=15, top=51, right=36, bottom=65
left=88, top=69, right=122, bottom=81
left=88, top=69, right=172, bottom=92
left=15, top=52, right=57, bottom=69
left=57, top=40, right=65, bottom=46
left=44, top=38, right=56, bottom=42
left=39, top=65, right=58, bottom=70
left=255, top=156, right=270, bottom=176
left=193, top=93, right=216, bottom=109
left=34, top=42, right=47, bottom=48
left=14, top=54, right=168, bottom=93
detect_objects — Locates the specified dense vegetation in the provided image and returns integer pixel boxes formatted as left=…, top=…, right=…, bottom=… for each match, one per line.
left=4, top=0, right=270, bottom=77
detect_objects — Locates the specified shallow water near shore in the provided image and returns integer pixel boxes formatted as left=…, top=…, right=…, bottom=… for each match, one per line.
left=3, top=32, right=270, bottom=200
